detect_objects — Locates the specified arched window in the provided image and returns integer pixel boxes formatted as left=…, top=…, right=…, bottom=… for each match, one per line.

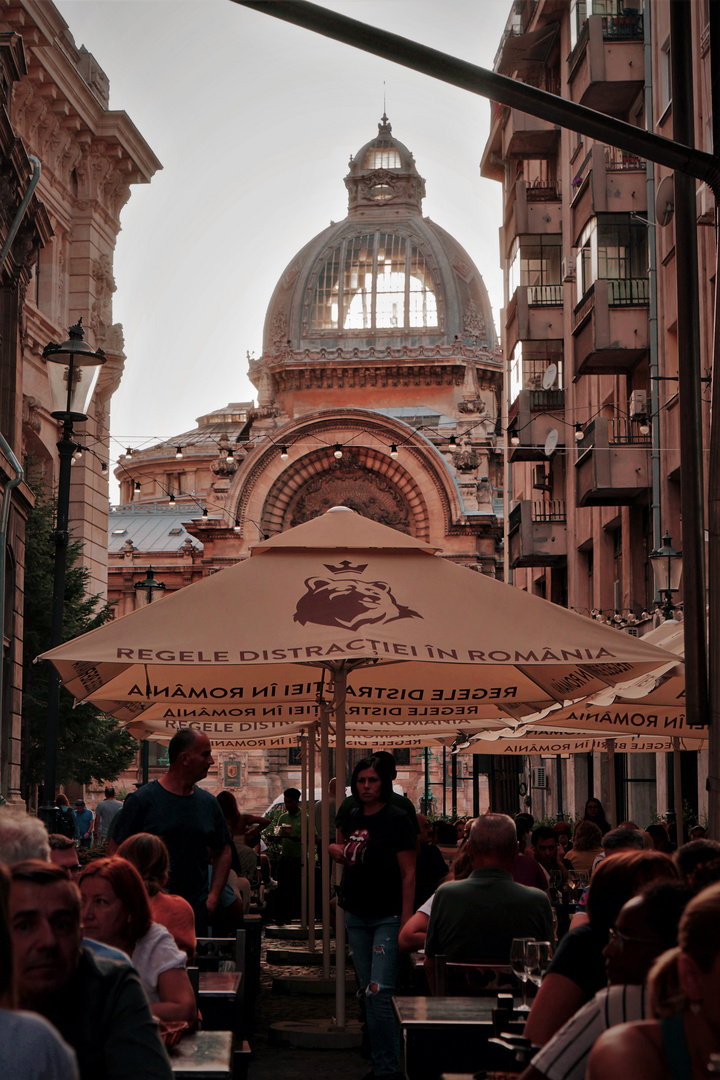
left=310, top=232, right=438, bottom=332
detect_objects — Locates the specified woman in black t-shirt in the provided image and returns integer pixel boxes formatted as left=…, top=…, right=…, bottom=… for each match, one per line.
left=329, top=756, right=416, bottom=1080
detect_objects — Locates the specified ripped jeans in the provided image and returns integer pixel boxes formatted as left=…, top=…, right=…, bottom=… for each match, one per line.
left=345, top=911, right=402, bottom=1077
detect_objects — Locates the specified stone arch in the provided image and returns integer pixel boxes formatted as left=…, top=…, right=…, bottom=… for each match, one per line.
left=260, top=445, right=428, bottom=538
left=230, top=410, right=464, bottom=547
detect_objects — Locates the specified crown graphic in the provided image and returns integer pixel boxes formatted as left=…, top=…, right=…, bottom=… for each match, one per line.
left=323, top=560, right=368, bottom=575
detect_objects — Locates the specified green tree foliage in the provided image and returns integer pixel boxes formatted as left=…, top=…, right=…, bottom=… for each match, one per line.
left=22, top=477, right=136, bottom=788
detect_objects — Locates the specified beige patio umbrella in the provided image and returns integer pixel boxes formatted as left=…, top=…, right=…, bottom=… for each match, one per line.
left=41, top=506, right=677, bottom=1025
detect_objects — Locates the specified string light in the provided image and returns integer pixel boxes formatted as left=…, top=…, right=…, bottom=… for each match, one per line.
left=449, top=435, right=457, bottom=447
left=509, top=427, right=520, bottom=447
left=638, top=415, right=651, bottom=436
left=125, top=448, right=133, bottom=457
left=333, top=444, right=343, bottom=459
left=225, top=447, right=234, bottom=464
left=390, top=444, right=398, bottom=458
left=575, top=423, right=584, bottom=442
left=233, top=518, right=242, bottom=533
left=101, top=461, right=108, bottom=473
left=134, top=480, right=141, bottom=492
left=168, top=492, right=176, bottom=507
left=175, top=446, right=183, bottom=459
left=280, top=445, right=288, bottom=460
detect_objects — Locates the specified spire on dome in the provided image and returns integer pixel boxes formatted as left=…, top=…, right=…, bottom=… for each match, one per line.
left=378, top=112, right=392, bottom=136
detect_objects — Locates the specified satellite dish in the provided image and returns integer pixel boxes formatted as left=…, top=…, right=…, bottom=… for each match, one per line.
left=544, top=428, right=559, bottom=457
left=656, top=174, right=675, bottom=227
left=542, top=363, right=558, bottom=390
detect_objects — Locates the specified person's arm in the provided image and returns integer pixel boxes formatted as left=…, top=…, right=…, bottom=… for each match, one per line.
left=397, top=847, right=417, bottom=928
left=586, top=1023, right=662, bottom=1080
left=207, top=843, right=232, bottom=914
left=103, top=969, right=173, bottom=1080
left=523, top=972, right=587, bottom=1046
left=151, top=968, right=198, bottom=1026
left=328, top=842, right=346, bottom=863
left=398, top=910, right=429, bottom=953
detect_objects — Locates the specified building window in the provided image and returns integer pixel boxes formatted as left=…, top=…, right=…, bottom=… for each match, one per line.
left=288, top=747, right=301, bottom=766
left=310, top=232, right=438, bottom=332
left=363, top=145, right=402, bottom=169
left=577, top=216, right=647, bottom=299
left=394, top=748, right=410, bottom=766
left=508, top=235, right=562, bottom=305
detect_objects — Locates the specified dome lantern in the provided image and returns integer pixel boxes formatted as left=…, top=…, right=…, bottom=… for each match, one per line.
left=345, top=114, right=426, bottom=215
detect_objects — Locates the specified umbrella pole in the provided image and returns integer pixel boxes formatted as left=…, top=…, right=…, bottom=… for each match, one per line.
left=673, top=736, right=683, bottom=840
left=320, top=704, right=331, bottom=979
left=300, top=732, right=308, bottom=929
left=334, top=662, right=347, bottom=1030
left=605, top=740, right=617, bottom=826
left=308, top=723, right=316, bottom=952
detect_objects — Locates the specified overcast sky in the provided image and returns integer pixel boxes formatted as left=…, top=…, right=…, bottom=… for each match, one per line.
left=54, top=0, right=513, bottom=496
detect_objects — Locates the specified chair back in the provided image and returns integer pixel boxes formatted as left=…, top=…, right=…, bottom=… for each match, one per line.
left=433, top=956, right=515, bottom=996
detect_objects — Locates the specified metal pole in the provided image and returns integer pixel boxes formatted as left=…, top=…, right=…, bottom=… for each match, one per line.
left=424, top=747, right=430, bottom=814
left=451, top=751, right=458, bottom=820
left=39, top=418, right=75, bottom=831
left=555, top=755, right=564, bottom=821
left=442, top=746, right=447, bottom=817
left=670, top=1, right=709, bottom=735
left=333, top=662, right=346, bottom=1029
left=300, top=733, right=308, bottom=928
left=605, top=740, right=617, bottom=828
left=308, top=723, right=316, bottom=951
left=234, top=0, right=720, bottom=188
left=672, top=736, right=684, bottom=842
left=320, top=703, right=331, bottom=979
left=705, top=0, right=720, bottom=836
left=472, top=754, right=480, bottom=818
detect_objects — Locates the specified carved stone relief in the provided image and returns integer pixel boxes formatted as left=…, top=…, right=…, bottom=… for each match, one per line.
left=285, top=461, right=412, bottom=533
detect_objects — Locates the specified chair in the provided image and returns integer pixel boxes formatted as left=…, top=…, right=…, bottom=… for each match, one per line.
left=195, top=929, right=245, bottom=972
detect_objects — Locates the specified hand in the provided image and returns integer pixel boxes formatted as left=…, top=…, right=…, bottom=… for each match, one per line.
left=328, top=843, right=346, bottom=864
left=206, top=891, right=221, bottom=915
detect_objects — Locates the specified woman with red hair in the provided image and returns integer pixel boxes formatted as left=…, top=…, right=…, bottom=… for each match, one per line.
left=79, top=857, right=196, bottom=1027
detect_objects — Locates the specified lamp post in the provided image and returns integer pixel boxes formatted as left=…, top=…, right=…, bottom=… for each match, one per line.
left=39, top=320, right=105, bottom=832
left=649, top=532, right=683, bottom=621
left=134, top=567, right=166, bottom=784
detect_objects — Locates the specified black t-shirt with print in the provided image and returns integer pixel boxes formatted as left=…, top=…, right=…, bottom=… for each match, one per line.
left=338, top=802, right=416, bottom=918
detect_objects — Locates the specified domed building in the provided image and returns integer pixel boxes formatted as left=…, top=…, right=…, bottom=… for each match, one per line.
left=110, top=117, right=502, bottom=808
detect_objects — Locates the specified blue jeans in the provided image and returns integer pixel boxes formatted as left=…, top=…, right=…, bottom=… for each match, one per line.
left=345, top=911, right=402, bottom=1077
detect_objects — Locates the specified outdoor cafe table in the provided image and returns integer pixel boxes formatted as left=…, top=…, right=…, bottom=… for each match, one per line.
left=393, top=996, right=524, bottom=1080
left=168, top=1030, right=233, bottom=1078
left=197, top=971, right=243, bottom=1038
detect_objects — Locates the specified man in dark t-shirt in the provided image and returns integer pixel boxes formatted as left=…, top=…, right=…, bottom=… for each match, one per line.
left=110, top=729, right=231, bottom=932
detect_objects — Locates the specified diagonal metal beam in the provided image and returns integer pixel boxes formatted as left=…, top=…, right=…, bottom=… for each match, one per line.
left=233, top=0, right=720, bottom=192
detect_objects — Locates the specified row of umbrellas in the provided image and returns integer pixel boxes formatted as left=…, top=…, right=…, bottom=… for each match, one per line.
left=43, top=507, right=697, bottom=756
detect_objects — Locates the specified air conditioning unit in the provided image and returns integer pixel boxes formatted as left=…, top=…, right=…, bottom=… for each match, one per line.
left=629, top=390, right=648, bottom=417
left=562, top=257, right=576, bottom=282
left=532, top=766, right=547, bottom=789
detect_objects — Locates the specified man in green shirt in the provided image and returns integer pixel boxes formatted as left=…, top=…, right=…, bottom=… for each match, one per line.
left=275, top=787, right=313, bottom=923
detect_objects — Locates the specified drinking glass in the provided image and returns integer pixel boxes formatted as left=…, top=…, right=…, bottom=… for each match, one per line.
left=525, top=940, right=552, bottom=990
left=510, top=936, right=536, bottom=1010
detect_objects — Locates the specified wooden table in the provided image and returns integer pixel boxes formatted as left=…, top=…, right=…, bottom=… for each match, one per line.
left=198, top=971, right=243, bottom=1038
left=168, top=1030, right=233, bottom=1078
left=393, top=996, right=524, bottom=1080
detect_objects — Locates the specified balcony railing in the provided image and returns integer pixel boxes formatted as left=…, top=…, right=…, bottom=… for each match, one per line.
left=601, top=11, right=643, bottom=40
left=609, top=417, right=652, bottom=446
left=527, top=284, right=564, bottom=306
left=530, top=499, right=566, bottom=523
left=529, top=389, right=564, bottom=413
left=608, top=278, right=649, bottom=305
left=604, top=145, right=646, bottom=171
left=526, top=180, right=562, bottom=202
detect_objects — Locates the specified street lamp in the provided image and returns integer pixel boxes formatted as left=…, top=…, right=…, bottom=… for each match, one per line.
left=134, top=567, right=166, bottom=783
left=649, top=532, right=683, bottom=620
left=40, top=320, right=106, bottom=831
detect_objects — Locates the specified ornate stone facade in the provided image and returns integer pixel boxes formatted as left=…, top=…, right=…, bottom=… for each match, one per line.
left=111, top=117, right=502, bottom=810
left=0, top=0, right=159, bottom=803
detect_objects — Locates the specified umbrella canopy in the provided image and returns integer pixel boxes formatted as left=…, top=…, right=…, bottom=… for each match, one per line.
left=43, top=508, right=676, bottom=725
left=461, top=729, right=705, bottom=756
left=515, top=620, right=695, bottom=739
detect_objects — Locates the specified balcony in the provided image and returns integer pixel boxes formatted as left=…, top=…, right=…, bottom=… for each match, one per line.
left=508, top=500, right=567, bottom=569
left=568, top=13, right=645, bottom=115
left=505, top=284, right=564, bottom=359
left=575, top=416, right=651, bottom=507
left=570, top=144, right=647, bottom=239
left=502, top=180, right=562, bottom=254
left=501, top=106, right=561, bottom=160
left=572, top=278, right=649, bottom=376
left=508, top=388, right=566, bottom=463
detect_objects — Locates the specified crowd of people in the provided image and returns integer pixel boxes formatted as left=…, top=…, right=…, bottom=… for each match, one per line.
left=2, top=733, right=720, bottom=1080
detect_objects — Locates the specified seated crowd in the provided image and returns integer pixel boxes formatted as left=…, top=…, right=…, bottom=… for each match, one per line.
left=2, top=767, right=720, bottom=1080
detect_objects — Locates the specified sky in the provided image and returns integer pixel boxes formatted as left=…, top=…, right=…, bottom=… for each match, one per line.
left=54, top=0, right=513, bottom=498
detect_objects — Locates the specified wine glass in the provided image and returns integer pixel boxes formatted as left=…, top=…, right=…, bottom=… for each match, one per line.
left=510, top=936, right=536, bottom=1010
left=525, top=940, right=552, bottom=990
